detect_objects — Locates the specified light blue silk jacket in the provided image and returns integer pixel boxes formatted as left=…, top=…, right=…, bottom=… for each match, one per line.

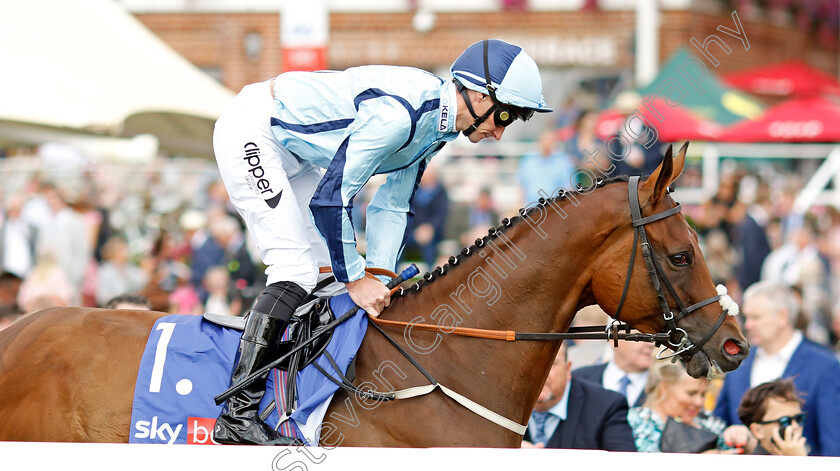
left=270, top=65, right=460, bottom=282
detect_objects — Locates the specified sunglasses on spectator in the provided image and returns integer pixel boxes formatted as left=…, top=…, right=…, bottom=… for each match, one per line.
left=757, top=413, right=806, bottom=428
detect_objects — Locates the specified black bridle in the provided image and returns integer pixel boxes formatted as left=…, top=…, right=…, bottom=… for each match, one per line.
left=613, top=175, right=731, bottom=362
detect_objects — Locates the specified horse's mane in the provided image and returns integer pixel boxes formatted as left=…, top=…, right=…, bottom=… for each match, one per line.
left=397, top=175, right=630, bottom=296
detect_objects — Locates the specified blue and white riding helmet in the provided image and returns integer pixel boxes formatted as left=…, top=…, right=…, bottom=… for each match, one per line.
left=450, top=39, right=552, bottom=134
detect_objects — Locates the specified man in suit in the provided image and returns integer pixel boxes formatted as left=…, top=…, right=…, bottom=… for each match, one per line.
left=714, top=281, right=840, bottom=456
left=572, top=337, right=654, bottom=408
left=522, top=343, right=636, bottom=451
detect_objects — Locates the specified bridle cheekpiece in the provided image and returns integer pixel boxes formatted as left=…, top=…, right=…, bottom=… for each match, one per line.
left=613, top=176, right=735, bottom=362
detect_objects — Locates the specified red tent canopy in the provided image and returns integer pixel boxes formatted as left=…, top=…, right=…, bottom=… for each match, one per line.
left=594, top=97, right=722, bottom=142
left=718, top=95, right=840, bottom=142
left=723, top=60, right=840, bottom=97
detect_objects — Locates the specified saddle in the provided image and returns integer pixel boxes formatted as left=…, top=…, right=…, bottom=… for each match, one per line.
left=204, top=284, right=348, bottom=422
left=204, top=299, right=335, bottom=371
left=206, top=268, right=399, bottom=427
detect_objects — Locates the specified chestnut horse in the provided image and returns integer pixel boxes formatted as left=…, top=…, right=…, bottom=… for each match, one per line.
left=0, top=144, right=748, bottom=446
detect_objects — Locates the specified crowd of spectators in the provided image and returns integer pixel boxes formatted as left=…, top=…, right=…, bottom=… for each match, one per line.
left=0, top=161, right=258, bottom=325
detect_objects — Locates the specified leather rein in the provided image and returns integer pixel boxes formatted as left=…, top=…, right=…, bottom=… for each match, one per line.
left=370, top=176, right=730, bottom=360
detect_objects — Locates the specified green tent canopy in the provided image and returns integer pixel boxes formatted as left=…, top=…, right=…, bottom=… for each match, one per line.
left=635, top=48, right=764, bottom=125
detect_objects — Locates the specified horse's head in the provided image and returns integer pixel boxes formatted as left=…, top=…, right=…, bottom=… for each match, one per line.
left=592, top=143, right=749, bottom=378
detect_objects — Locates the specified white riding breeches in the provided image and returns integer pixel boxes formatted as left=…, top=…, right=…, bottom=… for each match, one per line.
left=213, top=81, right=330, bottom=292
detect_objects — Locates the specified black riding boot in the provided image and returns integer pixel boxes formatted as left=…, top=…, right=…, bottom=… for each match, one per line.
left=214, top=281, right=307, bottom=446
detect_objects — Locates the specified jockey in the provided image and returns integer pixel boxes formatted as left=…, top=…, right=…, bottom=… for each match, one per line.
left=212, top=39, right=552, bottom=445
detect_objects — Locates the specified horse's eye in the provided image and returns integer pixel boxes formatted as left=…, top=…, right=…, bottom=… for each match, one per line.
left=669, top=253, right=690, bottom=266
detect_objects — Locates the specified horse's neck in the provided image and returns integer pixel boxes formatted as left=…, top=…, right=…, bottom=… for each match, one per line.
left=381, top=186, right=622, bottom=426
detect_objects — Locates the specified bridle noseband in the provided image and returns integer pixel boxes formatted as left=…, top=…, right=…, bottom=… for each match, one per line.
left=613, top=176, right=731, bottom=362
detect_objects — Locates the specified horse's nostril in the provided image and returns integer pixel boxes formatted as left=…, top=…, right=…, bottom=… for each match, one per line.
left=723, top=339, right=741, bottom=356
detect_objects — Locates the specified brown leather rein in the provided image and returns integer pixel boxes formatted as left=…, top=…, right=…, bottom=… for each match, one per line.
left=357, top=177, right=729, bottom=355
left=325, top=265, right=671, bottom=346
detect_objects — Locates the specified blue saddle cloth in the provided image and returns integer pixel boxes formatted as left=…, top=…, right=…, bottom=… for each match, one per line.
left=129, top=293, right=368, bottom=445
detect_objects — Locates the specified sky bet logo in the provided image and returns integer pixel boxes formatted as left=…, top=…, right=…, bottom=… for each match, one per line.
left=133, top=416, right=183, bottom=444
left=244, top=142, right=283, bottom=209
left=132, top=416, right=218, bottom=444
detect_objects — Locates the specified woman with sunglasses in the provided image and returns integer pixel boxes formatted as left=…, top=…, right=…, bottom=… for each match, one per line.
left=737, top=379, right=809, bottom=455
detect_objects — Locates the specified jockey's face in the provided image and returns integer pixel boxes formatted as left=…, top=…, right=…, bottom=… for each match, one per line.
left=458, top=91, right=508, bottom=143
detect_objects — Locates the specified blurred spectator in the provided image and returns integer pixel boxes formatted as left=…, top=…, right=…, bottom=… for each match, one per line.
left=1, top=194, right=36, bottom=278
left=776, top=183, right=805, bottom=242
left=166, top=213, right=205, bottom=316
left=760, top=218, right=831, bottom=342
left=71, top=185, right=107, bottom=307
left=714, top=281, right=840, bottom=456
left=518, top=129, right=576, bottom=205
left=522, top=342, right=636, bottom=451
left=612, top=131, right=662, bottom=178
left=95, top=235, right=151, bottom=307
left=456, top=188, right=501, bottom=249
left=17, top=251, right=74, bottom=313
left=219, top=216, right=257, bottom=289
left=730, top=186, right=772, bottom=294
left=203, top=265, right=242, bottom=317
left=0, top=271, right=23, bottom=328
left=554, top=97, right=582, bottom=130
left=104, top=293, right=152, bottom=310
left=737, top=379, right=808, bottom=456
left=573, top=337, right=655, bottom=408
left=189, top=216, right=227, bottom=290
left=702, top=229, right=736, bottom=286
left=169, top=273, right=202, bottom=316
left=566, top=109, right=602, bottom=177
left=468, top=187, right=498, bottom=229
left=19, top=178, right=53, bottom=233
left=404, top=165, right=449, bottom=269
left=697, top=173, right=745, bottom=244
left=628, top=360, right=735, bottom=453
left=141, top=230, right=189, bottom=312
left=36, top=185, right=90, bottom=297
left=761, top=220, right=825, bottom=287
left=455, top=188, right=500, bottom=246
left=179, top=208, right=210, bottom=256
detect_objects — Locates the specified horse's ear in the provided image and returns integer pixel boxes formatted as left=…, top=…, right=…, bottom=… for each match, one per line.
left=639, top=142, right=688, bottom=204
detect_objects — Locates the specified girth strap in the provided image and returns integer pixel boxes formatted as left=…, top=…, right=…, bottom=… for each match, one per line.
left=389, top=383, right=528, bottom=435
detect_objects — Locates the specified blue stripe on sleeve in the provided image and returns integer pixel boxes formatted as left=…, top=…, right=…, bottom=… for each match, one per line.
left=270, top=117, right=353, bottom=134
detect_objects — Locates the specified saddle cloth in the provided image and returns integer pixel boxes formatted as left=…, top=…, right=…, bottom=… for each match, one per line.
left=129, top=293, right=368, bottom=445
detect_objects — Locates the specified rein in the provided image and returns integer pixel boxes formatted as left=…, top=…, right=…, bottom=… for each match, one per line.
left=369, top=317, right=671, bottom=346
left=370, top=176, right=729, bottom=357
